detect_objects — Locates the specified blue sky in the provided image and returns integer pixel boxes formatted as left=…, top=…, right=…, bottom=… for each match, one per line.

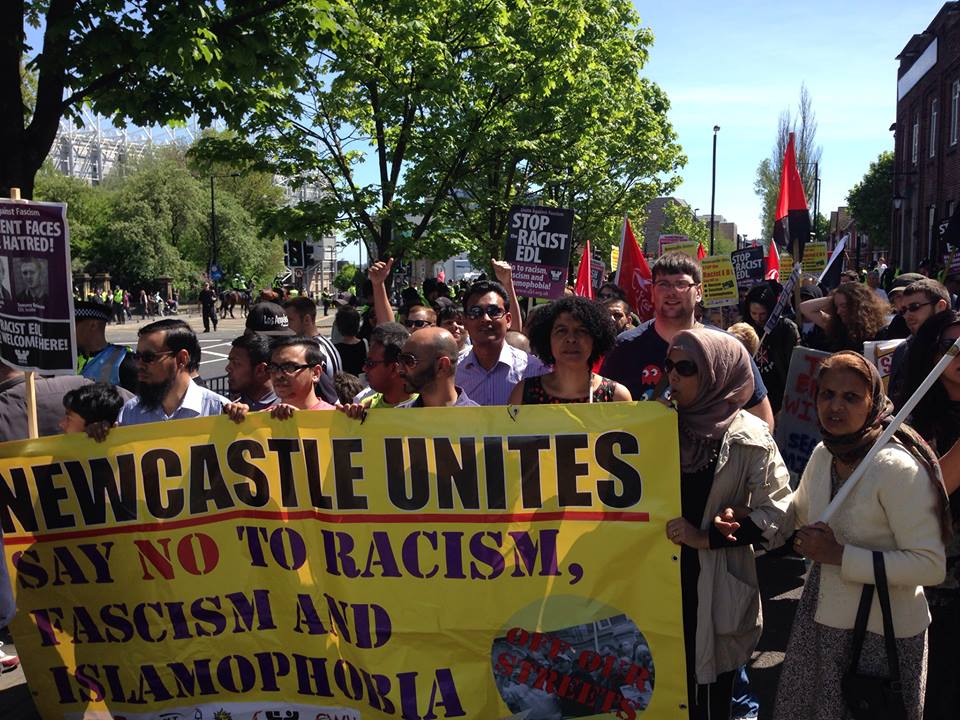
left=635, top=0, right=945, bottom=239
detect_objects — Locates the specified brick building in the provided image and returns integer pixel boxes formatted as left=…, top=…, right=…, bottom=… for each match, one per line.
left=893, top=2, right=960, bottom=270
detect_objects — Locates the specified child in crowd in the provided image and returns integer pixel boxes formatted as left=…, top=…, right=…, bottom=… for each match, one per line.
left=727, top=322, right=760, bottom=356
left=58, top=382, right=124, bottom=434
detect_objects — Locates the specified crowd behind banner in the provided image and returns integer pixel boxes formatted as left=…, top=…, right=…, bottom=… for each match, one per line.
left=0, top=238, right=959, bottom=720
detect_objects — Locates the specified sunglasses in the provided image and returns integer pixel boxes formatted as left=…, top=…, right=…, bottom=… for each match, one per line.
left=132, top=350, right=175, bottom=364
left=663, top=358, right=698, bottom=377
left=465, top=304, right=506, bottom=320
left=397, top=352, right=425, bottom=368
left=899, top=301, right=933, bottom=316
left=404, top=319, right=434, bottom=329
left=266, top=362, right=313, bottom=376
left=362, top=358, right=393, bottom=369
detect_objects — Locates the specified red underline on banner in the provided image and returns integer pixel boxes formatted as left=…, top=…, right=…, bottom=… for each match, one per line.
left=3, top=510, right=650, bottom=546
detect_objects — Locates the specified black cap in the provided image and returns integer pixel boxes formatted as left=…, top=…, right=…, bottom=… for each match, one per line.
left=245, top=302, right=294, bottom=336
left=74, top=300, right=112, bottom=323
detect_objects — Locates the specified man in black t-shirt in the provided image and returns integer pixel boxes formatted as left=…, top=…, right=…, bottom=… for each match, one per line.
left=198, top=282, right=218, bottom=333
left=601, top=253, right=774, bottom=428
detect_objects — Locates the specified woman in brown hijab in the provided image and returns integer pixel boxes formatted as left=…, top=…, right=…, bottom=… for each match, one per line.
left=774, top=351, right=950, bottom=720
left=664, top=328, right=793, bottom=720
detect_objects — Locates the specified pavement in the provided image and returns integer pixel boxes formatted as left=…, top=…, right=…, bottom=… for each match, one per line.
left=0, top=306, right=805, bottom=718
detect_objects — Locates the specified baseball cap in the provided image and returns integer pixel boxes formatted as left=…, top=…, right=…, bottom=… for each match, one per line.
left=246, top=302, right=294, bottom=336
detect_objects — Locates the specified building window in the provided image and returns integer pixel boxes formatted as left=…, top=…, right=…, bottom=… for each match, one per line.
left=930, top=98, right=939, bottom=158
left=912, top=113, right=920, bottom=164
left=952, top=80, right=960, bottom=145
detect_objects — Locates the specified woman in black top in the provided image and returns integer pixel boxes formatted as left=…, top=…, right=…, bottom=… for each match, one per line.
left=333, top=306, right=367, bottom=376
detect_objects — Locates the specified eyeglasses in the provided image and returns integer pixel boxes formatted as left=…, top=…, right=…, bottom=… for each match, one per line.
left=132, top=350, right=175, bottom=364
left=362, top=358, right=393, bottom=370
left=397, top=352, right=424, bottom=368
left=465, top=304, right=506, bottom=320
left=266, top=362, right=313, bottom=376
left=404, top=319, right=435, bottom=329
left=899, top=301, right=933, bottom=315
left=654, top=280, right=699, bottom=292
left=664, top=358, right=698, bottom=377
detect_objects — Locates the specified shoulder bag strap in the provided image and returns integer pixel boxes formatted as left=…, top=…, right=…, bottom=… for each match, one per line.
left=872, top=551, right=902, bottom=685
left=848, top=574, right=875, bottom=672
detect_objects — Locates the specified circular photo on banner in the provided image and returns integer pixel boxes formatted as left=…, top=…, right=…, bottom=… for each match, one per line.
left=491, top=596, right=655, bottom=719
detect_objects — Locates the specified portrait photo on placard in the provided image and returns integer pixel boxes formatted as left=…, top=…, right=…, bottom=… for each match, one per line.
left=13, top=256, right=49, bottom=307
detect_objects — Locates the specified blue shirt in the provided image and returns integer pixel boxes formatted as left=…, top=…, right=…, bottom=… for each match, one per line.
left=118, top=379, right=228, bottom=426
left=455, top=342, right=546, bottom=406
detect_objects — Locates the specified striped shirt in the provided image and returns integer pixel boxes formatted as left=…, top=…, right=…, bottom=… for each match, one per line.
left=455, top=343, right=546, bottom=406
left=313, top=334, right=342, bottom=380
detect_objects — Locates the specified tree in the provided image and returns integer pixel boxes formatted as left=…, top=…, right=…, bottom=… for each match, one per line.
left=753, top=84, right=822, bottom=238
left=333, top=263, right=358, bottom=291
left=847, top=151, right=894, bottom=248
left=33, top=162, right=109, bottom=268
left=659, top=200, right=728, bottom=252
left=3, top=0, right=337, bottom=198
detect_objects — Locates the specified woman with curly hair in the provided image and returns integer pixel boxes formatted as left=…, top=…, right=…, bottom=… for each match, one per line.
left=508, top=296, right=632, bottom=404
left=799, top=281, right=889, bottom=352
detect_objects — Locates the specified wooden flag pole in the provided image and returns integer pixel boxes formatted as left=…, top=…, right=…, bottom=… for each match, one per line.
left=9, top=187, right=39, bottom=439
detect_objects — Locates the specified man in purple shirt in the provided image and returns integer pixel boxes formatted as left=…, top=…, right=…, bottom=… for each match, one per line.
left=454, top=280, right=545, bottom=405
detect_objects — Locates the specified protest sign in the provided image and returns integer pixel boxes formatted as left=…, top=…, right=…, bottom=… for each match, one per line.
left=610, top=245, right=620, bottom=272
left=1, top=405, right=686, bottom=720
left=0, top=198, right=76, bottom=374
left=505, top=205, right=575, bottom=299
left=863, top=339, right=907, bottom=393
left=591, top=257, right=606, bottom=291
left=658, top=236, right=699, bottom=258
left=775, top=346, right=831, bottom=483
left=803, top=242, right=827, bottom=276
left=700, top=255, right=739, bottom=308
left=780, top=252, right=794, bottom=278
left=730, top=247, right=765, bottom=290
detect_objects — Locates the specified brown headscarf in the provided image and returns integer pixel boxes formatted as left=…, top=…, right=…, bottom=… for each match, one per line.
left=816, top=351, right=952, bottom=541
left=670, top=328, right=755, bottom=473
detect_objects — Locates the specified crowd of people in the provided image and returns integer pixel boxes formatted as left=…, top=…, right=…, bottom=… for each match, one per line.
left=2, top=249, right=959, bottom=720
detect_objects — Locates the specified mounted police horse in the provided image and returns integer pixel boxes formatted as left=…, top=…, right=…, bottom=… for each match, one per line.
left=219, top=289, right=250, bottom=319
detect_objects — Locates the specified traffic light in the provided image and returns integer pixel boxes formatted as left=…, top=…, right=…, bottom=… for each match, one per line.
left=303, top=243, right=315, bottom=266
left=285, top=240, right=304, bottom=267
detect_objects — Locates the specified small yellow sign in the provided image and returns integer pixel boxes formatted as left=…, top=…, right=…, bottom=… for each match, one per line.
left=804, top=242, right=827, bottom=275
left=701, top=255, right=739, bottom=308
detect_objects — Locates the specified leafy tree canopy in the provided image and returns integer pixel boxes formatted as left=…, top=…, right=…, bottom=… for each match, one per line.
left=847, top=151, right=894, bottom=249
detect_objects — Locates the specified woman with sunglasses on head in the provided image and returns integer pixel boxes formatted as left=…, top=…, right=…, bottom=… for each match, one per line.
left=892, top=310, right=960, bottom=719
left=799, top=281, right=888, bottom=353
left=507, top=296, right=631, bottom=405
left=663, top=328, right=792, bottom=720
left=773, top=351, right=949, bottom=720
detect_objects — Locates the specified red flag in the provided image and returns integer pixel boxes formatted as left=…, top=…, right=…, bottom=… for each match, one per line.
left=774, top=132, right=811, bottom=261
left=615, top=218, right=654, bottom=321
left=437, top=269, right=445, bottom=283
left=765, top=239, right=780, bottom=281
left=697, top=242, right=706, bottom=260
left=574, top=239, right=593, bottom=299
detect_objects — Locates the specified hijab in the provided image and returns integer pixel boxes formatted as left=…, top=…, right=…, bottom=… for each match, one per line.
left=815, top=351, right=952, bottom=541
left=670, top=328, right=755, bottom=473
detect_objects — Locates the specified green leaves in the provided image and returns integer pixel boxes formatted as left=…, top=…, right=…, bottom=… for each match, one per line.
left=847, top=151, right=894, bottom=249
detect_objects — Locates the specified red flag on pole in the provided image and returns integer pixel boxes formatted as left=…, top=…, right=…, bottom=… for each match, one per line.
left=774, top=132, right=811, bottom=261
left=697, top=242, right=706, bottom=260
left=615, top=217, right=654, bottom=321
left=574, top=239, right=593, bottom=299
left=765, top=239, right=780, bottom=281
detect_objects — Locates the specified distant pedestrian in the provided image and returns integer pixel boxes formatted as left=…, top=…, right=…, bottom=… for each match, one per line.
left=198, top=282, right=218, bottom=333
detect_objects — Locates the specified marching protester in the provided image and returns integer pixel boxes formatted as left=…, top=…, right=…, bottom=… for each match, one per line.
left=264, top=336, right=336, bottom=418
left=798, top=281, right=888, bottom=353
left=508, top=295, right=631, bottom=404
left=741, top=282, right=800, bottom=414
left=332, top=305, right=367, bottom=376
left=456, top=279, right=545, bottom=405
left=395, top=327, right=478, bottom=407
left=437, top=303, right=470, bottom=358
left=74, top=300, right=138, bottom=392
left=886, top=278, right=951, bottom=402
left=225, top=332, right=279, bottom=410
left=58, top=382, right=124, bottom=434
left=893, top=310, right=960, bottom=719
left=603, top=297, right=633, bottom=335
left=663, top=328, right=792, bottom=720
left=600, top=253, right=775, bottom=428
left=774, top=352, right=949, bottom=720
left=355, top=322, right=415, bottom=408
left=283, top=296, right=343, bottom=378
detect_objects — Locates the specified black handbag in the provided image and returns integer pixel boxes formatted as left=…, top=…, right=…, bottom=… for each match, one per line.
left=840, top=551, right=907, bottom=720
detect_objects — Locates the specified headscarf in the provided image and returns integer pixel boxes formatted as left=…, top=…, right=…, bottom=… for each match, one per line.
left=815, top=351, right=952, bottom=541
left=670, top=328, right=755, bottom=473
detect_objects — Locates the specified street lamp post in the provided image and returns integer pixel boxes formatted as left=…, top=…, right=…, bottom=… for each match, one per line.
left=208, top=172, right=241, bottom=279
left=710, top=125, right=720, bottom=256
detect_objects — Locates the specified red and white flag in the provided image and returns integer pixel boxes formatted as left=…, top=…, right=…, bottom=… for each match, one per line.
left=615, top=217, right=654, bottom=321
left=765, top=239, right=780, bottom=281
left=574, top=239, right=593, bottom=299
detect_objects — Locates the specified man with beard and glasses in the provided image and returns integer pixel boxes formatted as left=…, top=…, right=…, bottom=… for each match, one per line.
left=116, top=319, right=241, bottom=426
left=395, top=327, right=478, bottom=407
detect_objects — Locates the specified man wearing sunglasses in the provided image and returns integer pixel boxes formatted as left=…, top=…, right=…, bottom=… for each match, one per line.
left=888, top=278, right=951, bottom=403
left=455, top=280, right=545, bottom=406
left=600, top=253, right=774, bottom=429
left=396, top=327, right=478, bottom=407
left=117, top=319, right=233, bottom=426
left=354, top=322, right=416, bottom=409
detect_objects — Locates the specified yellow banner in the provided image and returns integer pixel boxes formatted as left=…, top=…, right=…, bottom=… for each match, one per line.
left=0, top=404, right=685, bottom=720
left=803, top=242, right=827, bottom=275
left=700, top=256, right=739, bottom=308
left=611, top=246, right=620, bottom=272
left=781, top=252, right=794, bottom=278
